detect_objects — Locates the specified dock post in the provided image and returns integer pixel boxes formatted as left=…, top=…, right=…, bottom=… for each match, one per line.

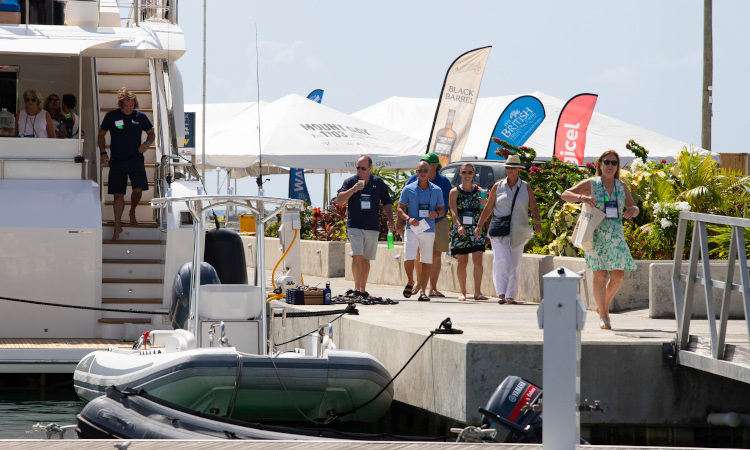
left=537, top=267, right=586, bottom=450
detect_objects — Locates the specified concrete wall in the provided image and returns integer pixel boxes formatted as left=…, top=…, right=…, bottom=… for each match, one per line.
left=344, top=243, right=654, bottom=312
left=242, top=236, right=345, bottom=278
left=271, top=307, right=750, bottom=425
left=650, top=262, right=748, bottom=319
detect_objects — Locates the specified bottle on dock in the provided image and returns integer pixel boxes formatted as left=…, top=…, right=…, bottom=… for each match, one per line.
left=324, top=282, right=331, bottom=305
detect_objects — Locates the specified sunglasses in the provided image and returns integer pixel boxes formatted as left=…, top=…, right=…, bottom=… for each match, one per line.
left=601, top=160, right=618, bottom=166
left=356, top=166, right=369, bottom=171
left=25, top=98, right=37, bottom=103
left=461, top=171, right=474, bottom=175
left=416, top=169, right=429, bottom=173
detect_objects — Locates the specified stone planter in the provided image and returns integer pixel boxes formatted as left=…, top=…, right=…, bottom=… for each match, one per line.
left=242, top=236, right=346, bottom=278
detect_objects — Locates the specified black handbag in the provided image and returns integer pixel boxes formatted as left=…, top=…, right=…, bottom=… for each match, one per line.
left=488, top=181, right=522, bottom=237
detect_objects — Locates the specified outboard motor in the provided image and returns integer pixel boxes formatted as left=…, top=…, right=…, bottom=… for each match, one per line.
left=170, top=262, right=221, bottom=330
left=204, top=227, right=248, bottom=284
left=479, top=376, right=543, bottom=443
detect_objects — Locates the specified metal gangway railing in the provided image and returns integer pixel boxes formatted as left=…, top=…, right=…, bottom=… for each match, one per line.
left=672, top=211, right=750, bottom=382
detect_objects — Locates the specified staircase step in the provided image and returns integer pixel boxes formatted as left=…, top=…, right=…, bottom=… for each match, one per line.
left=98, top=72, right=150, bottom=76
left=98, top=318, right=153, bottom=324
left=103, top=239, right=161, bottom=245
left=103, top=278, right=162, bottom=284
left=102, top=208, right=155, bottom=223
left=103, top=282, right=163, bottom=298
left=103, top=259, right=162, bottom=264
left=102, top=221, right=159, bottom=228
left=103, top=298, right=162, bottom=304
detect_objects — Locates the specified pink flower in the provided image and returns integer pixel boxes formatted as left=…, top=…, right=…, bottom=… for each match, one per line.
left=661, top=159, right=667, bottom=164
left=529, top=166, right=542, bottom=175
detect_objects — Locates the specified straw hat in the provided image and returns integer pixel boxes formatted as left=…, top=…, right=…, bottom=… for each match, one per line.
left=502, top=154, right=525, bottom=168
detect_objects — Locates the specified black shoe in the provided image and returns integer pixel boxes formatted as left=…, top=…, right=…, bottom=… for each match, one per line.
left=360, top=291, right=370, bottom=299
left=345, top=289, right=361, bottom=299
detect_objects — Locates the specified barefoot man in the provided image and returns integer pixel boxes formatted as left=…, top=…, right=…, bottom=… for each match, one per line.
left=98, top=87, right=154, bottom=239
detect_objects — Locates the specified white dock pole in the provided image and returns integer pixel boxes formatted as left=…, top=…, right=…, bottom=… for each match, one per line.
left=537, top=267, right=586, bottom=450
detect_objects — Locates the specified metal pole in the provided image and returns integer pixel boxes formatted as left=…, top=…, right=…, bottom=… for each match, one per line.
left=701, top=0, right=713, bottom=151
left=323, top=170, right=328, bottom=206
left=538, top=267, right=586, bottom=450
left=200, top=0, right=207, bottom=182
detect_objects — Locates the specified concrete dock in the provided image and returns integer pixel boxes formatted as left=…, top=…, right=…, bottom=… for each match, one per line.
left=268, top=271, right=750, bottom=446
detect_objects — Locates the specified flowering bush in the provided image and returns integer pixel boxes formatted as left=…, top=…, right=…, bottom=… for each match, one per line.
left=490, top=138, right=537, bottom=163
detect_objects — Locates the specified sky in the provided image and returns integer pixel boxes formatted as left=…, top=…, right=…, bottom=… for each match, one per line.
left=174, top=0, right=750, bottom=207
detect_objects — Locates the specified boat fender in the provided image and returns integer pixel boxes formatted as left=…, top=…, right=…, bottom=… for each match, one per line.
left=170, top=261, right=221, bottom=330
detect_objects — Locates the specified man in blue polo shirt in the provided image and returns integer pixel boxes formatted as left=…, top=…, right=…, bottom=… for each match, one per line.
left=98, top=87, right=155, bottom=240
left=336, top=154, right=395, bottom=299
left=396, top=160, right=445, bottom=302
left=404, top=152, right=453, bottom=297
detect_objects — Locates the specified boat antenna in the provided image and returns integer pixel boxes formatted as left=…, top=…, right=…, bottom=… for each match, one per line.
left=255, top=24, right=263, bottom=194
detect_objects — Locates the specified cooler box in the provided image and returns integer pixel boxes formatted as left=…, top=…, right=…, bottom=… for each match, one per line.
left=239, top=214, right=256, bottom=233
left=0, top=0, right=20, bottom=24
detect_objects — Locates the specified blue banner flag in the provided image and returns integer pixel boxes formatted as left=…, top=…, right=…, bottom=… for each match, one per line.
left=307, top=89, right=324, bottom=103
left=485, top=95, right=545, bottom=160
left=287, top=90, right=323, bottom=202
left=289, top=168, right=311, bottom=204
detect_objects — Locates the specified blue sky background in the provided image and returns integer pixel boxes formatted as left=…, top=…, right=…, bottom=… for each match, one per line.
left=175, top=0, right=749, bottom=206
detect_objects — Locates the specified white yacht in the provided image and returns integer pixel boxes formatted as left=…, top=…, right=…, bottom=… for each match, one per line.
left=0, top=0, right=190, bottom=373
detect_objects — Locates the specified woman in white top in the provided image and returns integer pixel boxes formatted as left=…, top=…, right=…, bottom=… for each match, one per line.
left=475, top=154, right=542, bottom=304
left=15, top=88, right=55, bottom=138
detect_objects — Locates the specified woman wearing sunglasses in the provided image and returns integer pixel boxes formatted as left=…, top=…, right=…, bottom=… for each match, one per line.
left=561, top=150, right=639, bottom=330
left=14, top=88, right=55, bottom=139
left=43, top=94, right=66, bottom=138
left=448, top=162, right=489, bottom=301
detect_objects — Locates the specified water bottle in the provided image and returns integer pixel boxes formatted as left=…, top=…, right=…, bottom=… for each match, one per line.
left=387, top=231, right=394, bottom=249
left=324, top=282, right=331, bottom=305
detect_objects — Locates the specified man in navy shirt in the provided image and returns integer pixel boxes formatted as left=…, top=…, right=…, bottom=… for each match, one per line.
left=98, top=88, right=155, bottom=240
left=403, top=153, right=453, bottom=297
left=336, top=154, right=395, bottom=298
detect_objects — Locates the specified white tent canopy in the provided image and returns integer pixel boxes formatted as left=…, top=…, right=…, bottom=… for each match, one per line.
left=187, top=94, right=427, bottom=177
left=353, top=91, right=705, bottom=163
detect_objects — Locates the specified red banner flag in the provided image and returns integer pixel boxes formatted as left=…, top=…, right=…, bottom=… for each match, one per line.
left=553, top=93, right=598, bottom=165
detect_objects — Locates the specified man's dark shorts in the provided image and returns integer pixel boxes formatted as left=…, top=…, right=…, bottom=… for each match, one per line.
left=108, top=159, right=149, bottom=194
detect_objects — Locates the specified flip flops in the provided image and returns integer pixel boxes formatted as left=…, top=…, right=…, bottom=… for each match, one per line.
left=458, top=295, right=467, bottom=301
left=429, top=290, right=445, bottom=298
left=403, top=284, right=413, bottom=298
left=474, top=294, right=489, bottom=300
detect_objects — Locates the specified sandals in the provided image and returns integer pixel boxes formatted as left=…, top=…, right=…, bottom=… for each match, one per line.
left=474, top=294, right=488, bottom=301
left=458, top=295, right=467, bottom=302
left=497, top=298, right=506, bottom=304
left=418, top=293, right=430, bottom=302
left=599, top=316, right=612, bottom=329
left=429, top=290, right=445, bottom=298
left=403, top=284, right=413, bottom=298
left=506, top=298, right=518, bottom=304
left=411, top=284, right=421, bottom=295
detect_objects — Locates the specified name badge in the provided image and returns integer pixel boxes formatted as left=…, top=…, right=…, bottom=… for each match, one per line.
left=419, top=204, right=429, bottom=218
left=360, top=193, right=371, bottom=210
left=115, top=119, right=124, bottom=129
left=462, top=209, right=474, bottom=226
left=604, top=199, right=619, bottom=219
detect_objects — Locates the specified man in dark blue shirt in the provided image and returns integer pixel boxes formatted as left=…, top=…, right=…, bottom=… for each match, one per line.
left=336, top=154, right=395, bottom=298
left=98, top=88, right=155, bottom=240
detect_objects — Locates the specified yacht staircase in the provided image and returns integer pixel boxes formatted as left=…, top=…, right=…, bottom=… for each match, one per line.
left=97, top=57, right=167, bottom=340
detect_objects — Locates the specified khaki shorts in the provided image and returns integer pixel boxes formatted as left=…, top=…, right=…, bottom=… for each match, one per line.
left=433, top=218, right=450, bottom=253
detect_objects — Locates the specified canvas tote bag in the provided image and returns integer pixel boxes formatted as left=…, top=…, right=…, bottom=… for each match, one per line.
left=571, top=202, right=606, bottom=250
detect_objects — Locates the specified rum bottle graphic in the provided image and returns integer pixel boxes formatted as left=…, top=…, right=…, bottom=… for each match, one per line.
left=434, top=109, right=457, bottom=166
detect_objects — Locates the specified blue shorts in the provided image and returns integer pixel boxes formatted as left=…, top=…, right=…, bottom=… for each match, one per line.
left=108, top=158, right=149, bottom=194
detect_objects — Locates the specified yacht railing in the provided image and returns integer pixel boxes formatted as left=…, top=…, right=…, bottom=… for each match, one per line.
left=0, top=157, right=89, bottom=180
left=672, top=211, right=750, bottom=360
left=130, top=0, right=176, bottom=26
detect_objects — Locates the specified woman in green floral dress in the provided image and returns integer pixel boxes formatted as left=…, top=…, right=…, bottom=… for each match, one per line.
left=448, top=163, right=489, bottom=301
left=562, top=150, right=639, bottom=329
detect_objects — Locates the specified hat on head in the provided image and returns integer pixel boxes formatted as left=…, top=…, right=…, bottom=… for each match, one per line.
left=421, top=152, right=440, bottom=164
left=502, top=154, right=525, bottom=168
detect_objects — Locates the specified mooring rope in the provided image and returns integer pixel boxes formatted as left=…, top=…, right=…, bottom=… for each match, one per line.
left=0, top=295, right=167, bottom=315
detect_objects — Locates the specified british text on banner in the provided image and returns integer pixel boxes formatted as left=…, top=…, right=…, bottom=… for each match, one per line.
left=485, top=95, right=546, bottom=161
left=427, top=46, right=492, bottom=166
left=553, top=93, right=598, bottom=166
